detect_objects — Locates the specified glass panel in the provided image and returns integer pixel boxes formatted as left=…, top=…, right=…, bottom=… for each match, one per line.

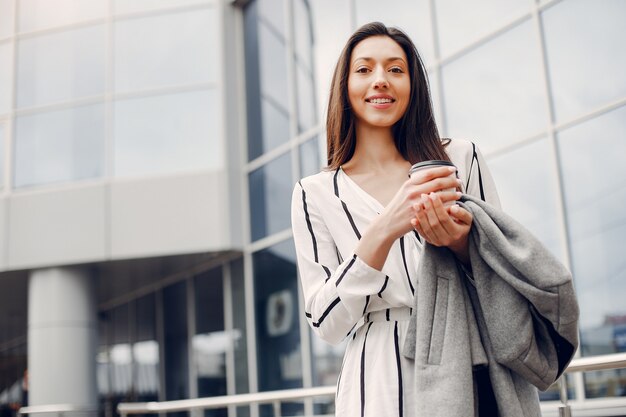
left=14, top=103, right=105, bottom=188
left=0, top=42, right=11, bottom=115
left=442, top=20, right=547, bottom=154
left=134, top=294, right=159, bottom=401
left=248, top=152, right=293, bottom=241
left=557, top=105, right=626, bottom=398
left=97, top=318, right=110, bottom=401
left=253, top=239, right=303, bottom=416
left=257, top=0, right=285, bottom=36
left=293, top=0, right=312, bottom=70
left=115, top=0, right=212, bottom=15
left=110, top=304, right=132, bottom=400
left=18, top=0, right=106, bottom=32
left=296, top=63, right=316, bottom=133
left=355, top=0, right=435, bottom=65
left=487, top=137, right=565, bottom=262
left=298, top=135, right=321, bottom=179
left=114, top=89, right=221, bottom=177
left=114, top=9, right=218, bottom=92
left=163, top=282, right=189, bottom=413
left=258, top=21, right=289, bottom=110
left=193, top=267, right=228, bottom=417
left=260, top=98, right=290, bottom=158
left=231, top=258, right=250, bottom=417
left=542, top=0, right=626, bottom=122
left=17, top=24, right=105, bottom=108
left=0, top=0, right=15, bottom=38
left=435, top=0, right=530, bottom=57
left=428, top=70, right=442, bottom=131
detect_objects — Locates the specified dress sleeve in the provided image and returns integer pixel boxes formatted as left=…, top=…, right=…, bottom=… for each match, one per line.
left=464, top=142, right=501, bottom=209
left=291, top=181, right=388, bottom=345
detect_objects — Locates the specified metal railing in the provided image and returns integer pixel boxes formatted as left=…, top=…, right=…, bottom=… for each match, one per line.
left=18, top=404, right=97, bottom=417
left=18, top=352, right=626, bottom=417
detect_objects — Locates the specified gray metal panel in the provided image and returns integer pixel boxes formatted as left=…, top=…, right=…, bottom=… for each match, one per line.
left=7, top=185, right=107, bottom=270
left=110, top=171, right=230, bottom=259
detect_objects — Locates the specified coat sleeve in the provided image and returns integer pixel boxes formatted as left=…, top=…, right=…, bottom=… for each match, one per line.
left=291, top=181, right=388, bottom=345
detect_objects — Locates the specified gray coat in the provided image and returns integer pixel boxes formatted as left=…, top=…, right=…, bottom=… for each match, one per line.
left=402, top=194, right=579, bottom=417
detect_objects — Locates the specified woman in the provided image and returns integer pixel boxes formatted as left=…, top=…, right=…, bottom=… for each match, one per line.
left=291, top=22, right=499, bottom=415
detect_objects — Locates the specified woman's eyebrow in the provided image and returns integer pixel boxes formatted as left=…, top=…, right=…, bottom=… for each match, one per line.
left=353, top=57, right=407, bottom=64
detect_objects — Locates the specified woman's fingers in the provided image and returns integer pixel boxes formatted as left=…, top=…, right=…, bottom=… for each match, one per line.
left=448, top=205, right=473, bottom=226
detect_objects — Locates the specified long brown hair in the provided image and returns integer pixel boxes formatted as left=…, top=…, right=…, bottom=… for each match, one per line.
left=326, top=22, right=449, bottom=169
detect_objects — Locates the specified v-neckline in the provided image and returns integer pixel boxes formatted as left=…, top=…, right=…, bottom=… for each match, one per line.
left=339, top=166, right=385, bottom=213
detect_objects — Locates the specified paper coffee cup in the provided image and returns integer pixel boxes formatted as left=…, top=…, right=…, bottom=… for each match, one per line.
left=408, top=160, right=459, bottom=206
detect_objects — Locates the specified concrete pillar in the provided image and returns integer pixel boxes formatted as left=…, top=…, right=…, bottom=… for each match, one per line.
left=28, top=267, right=97, bottom=412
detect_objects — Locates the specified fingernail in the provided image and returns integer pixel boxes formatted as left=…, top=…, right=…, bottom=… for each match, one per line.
left=456, top=192, right=462, bottom=197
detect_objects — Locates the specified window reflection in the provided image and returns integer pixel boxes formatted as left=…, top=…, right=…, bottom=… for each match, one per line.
left=296, top=64, right=316, bottom=133
left=253, top=239, right=303, bottom=416
left=248, top=153, right=293, bottom=241
left=435, top=0, right=530, bottom=57
left=134, top=294, right=159, bottom=401
left=441, top=19, right=547, bottom=153
left=257, top=0, right=285, bottom=36
left=114, top=89, right=221, bottom=177
left=298, top=136, right=321, bottom=179
left=260, top=98, right=290, bottom=157
left=293, top=0, right=313, bottom=71
left=14, top=103, right=105, bottom=188
left=0, top=43, right=10, bottom=115
left=542, top=0, right=626, bottom=122
left=163, top=281, right=189, bottom=416
left=258, top=21, right=289, bottom=110
left=355, top=0, right=435, bottom=64
left=18, top=0, right=106, bottom=32
left=17, top=25, right=105, bottom=108
left=557, top=105, right=626, bottom=398
left=487, top=137, right=565, bottom=262
left=114, top=9, right=217, bottom=93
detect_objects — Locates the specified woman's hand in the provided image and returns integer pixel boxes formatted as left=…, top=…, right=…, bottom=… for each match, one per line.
left=355, top=166, right=462, bottom=270
left=411, top=192, right=473, bottom=264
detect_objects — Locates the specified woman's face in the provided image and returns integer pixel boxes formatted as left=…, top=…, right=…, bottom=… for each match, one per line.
left=347, top=35, right=411, bottom=130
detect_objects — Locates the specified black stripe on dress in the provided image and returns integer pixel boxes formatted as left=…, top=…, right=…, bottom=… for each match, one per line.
left=400, top=237, right=415, bottom=296
left=300, top=182, right=333, bottom=281
left=335, top=254, right=357, bottom=286
left=311, top=297, right=341, bottom=328
left=386, top=308, right=390, bottom=321
left=334, top=168, right=362, bottom=239
left=394, top=321, right=404, bottom=417
left=377, top=275, right=389, bottom=298
left=413, top=230, right=422, bottom=243
left=470, top=142, right=486, bottom=201
left=362, top=295, right=370, bottom=316
left=361, top=322, right=373, bottom=417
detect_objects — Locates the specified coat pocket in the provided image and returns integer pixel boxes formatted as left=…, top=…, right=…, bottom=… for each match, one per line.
left=427, top=276, right=450, bottom=365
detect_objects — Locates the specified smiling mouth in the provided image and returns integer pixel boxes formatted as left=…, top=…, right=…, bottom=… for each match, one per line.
left=365, top=98, right=395, bottom=104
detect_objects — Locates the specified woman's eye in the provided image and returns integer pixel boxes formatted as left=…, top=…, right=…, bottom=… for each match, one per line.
left=356, top=67, right=369, bottom=73
left=390, top=67, right=403, bottom=73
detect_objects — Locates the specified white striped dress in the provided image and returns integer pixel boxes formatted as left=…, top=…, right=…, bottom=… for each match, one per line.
left=291, top=139, right=501, bottom=417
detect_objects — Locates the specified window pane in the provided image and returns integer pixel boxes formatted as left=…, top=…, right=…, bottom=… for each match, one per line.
left=135, top=294, right=160, bottom=401
left=442, top=20, right=547, bottom=153
left=260, top=98, right=290, bottom=158
left=542, top=0, right=626, bottom=122
left=230, top=259, right=249, bottom=396
left=17, top=25, right=105, bottom=108
left=114, top=9, right=218, bottom=92
left=193, top=268, right=228, bottom=416
left=293, top=0, right=312, bottom=70
left=487, top=137, right=565, bottom=263
left=296, top=63, right=316, bottom=133
left=257, top=0, right=285, bottom=36
left=298, top=136, right=321, bottom=179
left=163, top=281, right=189, bottom=403
left=253, top=239, right=303, bottom=415
left=115, top=0, right=212, bottom=15
left=0, top=42, right=11, bottom=114
left=14, top=103, right=105, bottom=188
left=18, top=0, right=106, bottom=32
left=110, top=304, right=132, bottom=398
left=258, top=21, right=289, bottom=109
left=114, top=89, right=222, bottom=177
left=0, top=0, right=15, bottom=38
left=249, top=153, right=292, bottom=241
left=355, top=0, right=435, bottom=65
left=557, top=105, right=626, bottom=398
left=435, top=0, right=530, bottom=57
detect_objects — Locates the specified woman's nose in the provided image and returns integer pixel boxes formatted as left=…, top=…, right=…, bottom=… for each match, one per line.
left=372, top=69, right=389, bottom=88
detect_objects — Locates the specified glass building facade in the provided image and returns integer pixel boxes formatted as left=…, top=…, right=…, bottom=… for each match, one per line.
left=0, top=0, right=625, bottom=416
